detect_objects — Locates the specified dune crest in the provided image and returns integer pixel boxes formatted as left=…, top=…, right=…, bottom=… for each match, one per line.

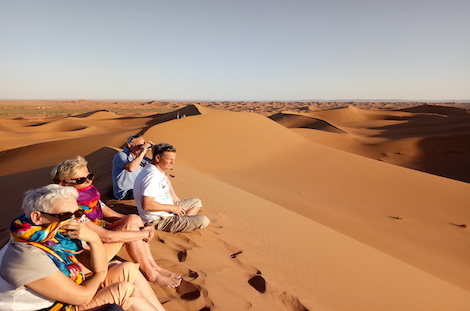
left=269, top=112, right=346, bottom=133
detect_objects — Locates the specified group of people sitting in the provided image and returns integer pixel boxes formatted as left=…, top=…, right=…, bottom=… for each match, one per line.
left=112, top=135, right=210, bottom=233
left=0, top=135, right=210, bottom=311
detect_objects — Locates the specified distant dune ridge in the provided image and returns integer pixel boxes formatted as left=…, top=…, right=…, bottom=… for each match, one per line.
left=0, top=100, right=469, bottom=310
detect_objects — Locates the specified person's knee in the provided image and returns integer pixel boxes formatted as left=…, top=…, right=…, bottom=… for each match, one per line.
left=116, top=281, right=135, bottom=292
left=124, top=214, right=144, bottom=229
left=199, top=215, right=210, bottom=229
left=116, top=262, right=139, bottom=278
left=108, top=282, right=136, bottom=308
left=106, top=262, right=139, bottom=284
left=128, top=214, right=144, bottom=224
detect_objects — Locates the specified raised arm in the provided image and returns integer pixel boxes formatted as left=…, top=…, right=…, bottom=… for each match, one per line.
left=25, top=221, right=107, bottom=306
left=122, top=142, right=152, bottom=172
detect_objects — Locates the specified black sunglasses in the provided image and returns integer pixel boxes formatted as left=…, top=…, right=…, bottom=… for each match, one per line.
left=41, top=209, right=85, bottom=222
left=65, top=173, right=94, bottom=185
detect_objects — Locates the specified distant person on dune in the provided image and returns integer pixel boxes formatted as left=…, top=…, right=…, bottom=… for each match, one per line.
left=51, top=156, right=181, bottom=288
left=134, top=143, right=210, bottom=233
left=112, top=134, right=153, bottom=200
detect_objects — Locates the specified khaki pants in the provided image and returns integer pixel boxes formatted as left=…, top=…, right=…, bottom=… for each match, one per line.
left=152, top=198, right=210, bottom=233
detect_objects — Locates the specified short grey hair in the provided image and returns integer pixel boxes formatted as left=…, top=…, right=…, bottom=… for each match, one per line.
left=22, top=184, right=79, bottom=218
left=126, top=134, right=142, bottom=146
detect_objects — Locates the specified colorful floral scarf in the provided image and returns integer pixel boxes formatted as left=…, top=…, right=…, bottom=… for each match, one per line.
left=10, top=214, right=84, bottom=311
left=76, top=185, right=109, bottom=228
left=76, top=184, right=103, bottom=221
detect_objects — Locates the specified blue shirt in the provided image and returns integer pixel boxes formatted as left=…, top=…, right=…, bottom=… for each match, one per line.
left=112, top=146, right=151, bottom=200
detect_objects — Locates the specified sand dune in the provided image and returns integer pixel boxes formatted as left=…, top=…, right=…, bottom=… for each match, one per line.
left=140, top=106, right=470, bottom=290
left=269, top=112, right=346, bottom=133
left=0, top=101, right=469, bottom=310
left=274, top=105, right=470, bottom=183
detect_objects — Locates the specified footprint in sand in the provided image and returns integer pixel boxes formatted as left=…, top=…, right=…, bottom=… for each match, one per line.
left=182, top=269, right=199, bottom=281
left=276, top=292, right=310, bottom=311
left=450, top=222, right=467, bottom=228
left=247, top=272, right=309, bottom=310
left=165, top=234, right=198, bottom=250
left=248, top=274, right=266, bottom=293
left=178, top=250, right=187, bottom=262
left=230, top=250, right=243, bottom=259
left=176, top=280, right=201, bottom=300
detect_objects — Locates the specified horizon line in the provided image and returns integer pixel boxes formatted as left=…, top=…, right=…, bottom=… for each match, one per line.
left=1, top=98, right=470, bottom=103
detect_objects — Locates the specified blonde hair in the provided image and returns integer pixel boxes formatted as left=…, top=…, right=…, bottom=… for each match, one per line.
left=51, top=156, right=88, bottom=184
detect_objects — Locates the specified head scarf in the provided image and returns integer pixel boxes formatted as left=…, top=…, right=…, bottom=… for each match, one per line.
left=10, top=214, right=84, bottom=311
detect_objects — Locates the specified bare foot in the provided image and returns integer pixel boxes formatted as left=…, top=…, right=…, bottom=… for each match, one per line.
left=150, top=272, right=182, bottom=288
left=156, top=266, right=181, bottom=279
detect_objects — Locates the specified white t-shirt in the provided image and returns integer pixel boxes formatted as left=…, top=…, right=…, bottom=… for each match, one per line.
left=0, top=241, right=57, bottom=310
left=134, top=164, right=175, bottom=222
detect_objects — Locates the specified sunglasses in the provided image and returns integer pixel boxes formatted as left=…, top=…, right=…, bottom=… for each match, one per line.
left=41, top=209, right=85, bottom=222
left=64, top=173, right=94, bottom=185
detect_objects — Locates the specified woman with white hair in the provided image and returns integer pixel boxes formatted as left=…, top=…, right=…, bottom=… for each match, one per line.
left=0, top=184, right=165, bottom=311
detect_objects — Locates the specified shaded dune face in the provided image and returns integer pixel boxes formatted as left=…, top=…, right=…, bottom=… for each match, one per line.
left=270, top=105, right=470, bottom=183
left=269, top=113, right=346, bottom=133
left=0, top=102, right=470, bottom=311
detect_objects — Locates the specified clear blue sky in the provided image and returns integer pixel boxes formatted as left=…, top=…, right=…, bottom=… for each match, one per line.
left=1, top=0, right=469, bottom=101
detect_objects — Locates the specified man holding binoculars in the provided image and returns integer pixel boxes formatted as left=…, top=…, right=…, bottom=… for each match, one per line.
left=112, top=134, right=154, bottom=200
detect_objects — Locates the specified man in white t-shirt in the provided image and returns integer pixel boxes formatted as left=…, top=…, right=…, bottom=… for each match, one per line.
left=134, top=143, right=210, bottom=232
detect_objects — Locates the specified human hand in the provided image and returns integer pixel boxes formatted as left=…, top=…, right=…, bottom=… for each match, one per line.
left=139, top=141, right=153, bottom=154
left=60, top=220, right=100, bottom=243
left=142, top=224, right=155, bottom=242
left=171, top=204, right=186, bottom=216
left=143, top=141, right=154, bottom=150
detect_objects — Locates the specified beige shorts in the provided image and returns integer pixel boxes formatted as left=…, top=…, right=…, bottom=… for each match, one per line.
left=74, top=261, right=139, bottom=310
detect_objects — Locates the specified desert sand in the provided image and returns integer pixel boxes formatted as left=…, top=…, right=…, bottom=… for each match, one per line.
left=0, top=100, right=469, bottom=310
